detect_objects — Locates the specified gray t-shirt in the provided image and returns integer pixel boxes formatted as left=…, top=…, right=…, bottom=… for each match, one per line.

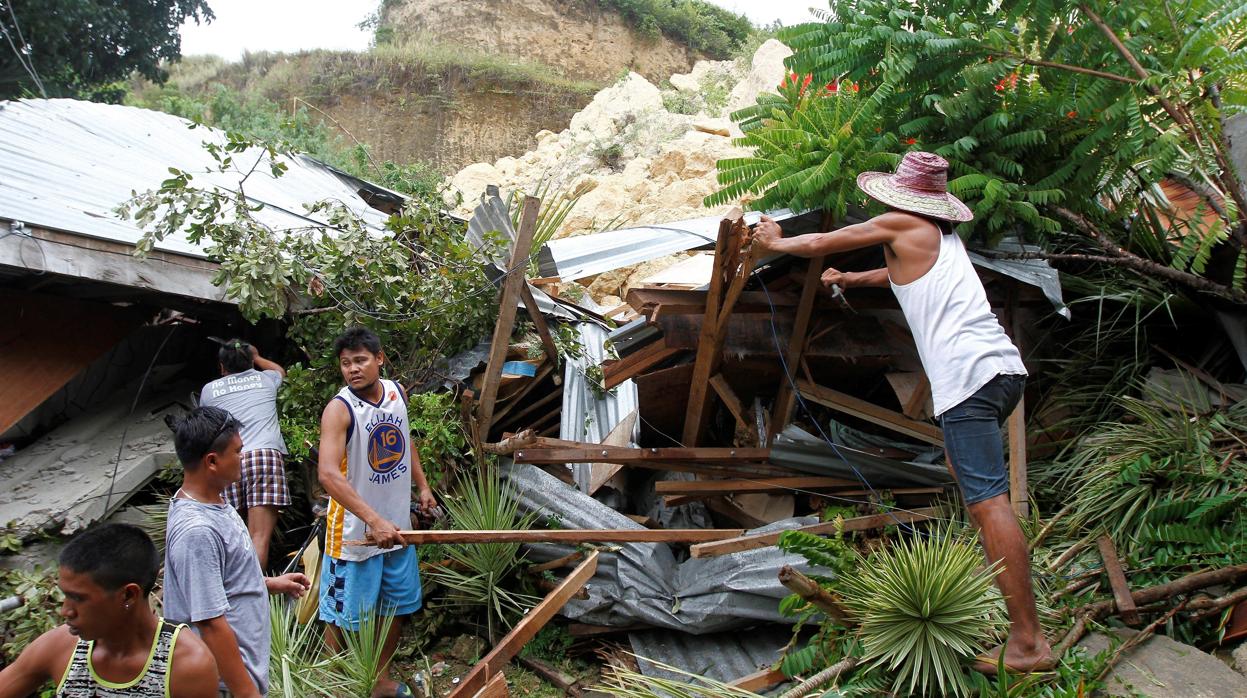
left=201, top=369, right=287, bottom=453
left=163, top=498, right=269, bottom=694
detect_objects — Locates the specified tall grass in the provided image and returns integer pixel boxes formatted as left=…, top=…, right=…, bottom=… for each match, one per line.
left=268, top=597, right=399, bottom=698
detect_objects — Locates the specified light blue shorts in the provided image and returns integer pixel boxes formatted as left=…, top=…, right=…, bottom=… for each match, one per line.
left=319, top=546, right=422, bottom=630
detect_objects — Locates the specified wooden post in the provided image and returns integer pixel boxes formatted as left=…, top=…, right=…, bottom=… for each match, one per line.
left=768, top=255, right=824, bottom=443
left=778, top=565, right=849, bottom=624
left=518, top=282, right=562, bottom=386
left=682, top=211, right=740, bottom=446
left=476, top=196, right=541, bottom=442
left=1008, top=396, right=1028, bottom=517
left=1097, top=534, right=1141, bottom=626
left=709, top=375, right=751, bottom=433
left=450, top=551, right=599, bottom=697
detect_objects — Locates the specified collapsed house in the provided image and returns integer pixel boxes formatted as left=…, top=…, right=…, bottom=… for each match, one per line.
left=446, top=188, right=1068, bottom=690
left=0, top=98, right=402, bottom=541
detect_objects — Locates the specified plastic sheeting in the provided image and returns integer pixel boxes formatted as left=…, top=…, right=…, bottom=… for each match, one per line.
left=629, top=625, right=793, bottom=688
left=501, top=462, right=818, bottom=633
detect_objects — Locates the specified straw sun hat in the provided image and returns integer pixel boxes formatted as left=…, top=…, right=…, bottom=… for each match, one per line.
left=856, top=151, right=974, bottom=223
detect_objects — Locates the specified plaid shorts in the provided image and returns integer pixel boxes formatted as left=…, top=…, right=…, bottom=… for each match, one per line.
left=223, top=448, right=291, bottom=510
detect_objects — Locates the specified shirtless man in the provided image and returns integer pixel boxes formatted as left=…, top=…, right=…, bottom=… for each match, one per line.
left=752, top=151, right=1055, bottom=674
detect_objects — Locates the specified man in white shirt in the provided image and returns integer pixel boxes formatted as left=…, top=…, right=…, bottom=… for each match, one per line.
left=752, top=152, right=1054, bottom=675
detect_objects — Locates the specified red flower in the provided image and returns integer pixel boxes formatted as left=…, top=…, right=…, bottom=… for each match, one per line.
left=801, top=73, right=813, bottom=92
left=905, top=137, right=917, bottom=145
left=825, top=81, right=838, bottom=93
left=874, top=126, right=882, bottom=133
left=779, top=75, right=787, bottom=89
left=852, top=82, right=860, bottom=92
left=1067, top=110, right=1078, bottom=119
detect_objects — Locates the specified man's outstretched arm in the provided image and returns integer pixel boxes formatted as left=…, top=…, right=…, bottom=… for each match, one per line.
left=752, top=215, right=895, bottom=257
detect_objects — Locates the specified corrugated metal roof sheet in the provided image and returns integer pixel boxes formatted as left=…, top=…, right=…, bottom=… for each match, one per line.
left=629, top=626, right=793, bottom=688
left=0, top=99, right=392, bottom=259
left=537, top=209, right=823, bottom=281
left=560, top=322, right=640, bottom=492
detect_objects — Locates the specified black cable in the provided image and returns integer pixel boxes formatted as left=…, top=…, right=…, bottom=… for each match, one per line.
left=102, top=325, right=179, bottom=514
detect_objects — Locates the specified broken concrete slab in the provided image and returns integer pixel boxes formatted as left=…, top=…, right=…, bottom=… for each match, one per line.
left=0, top=388, right=187, bottom=540
left=1080, top=629, right=1247, bottom=697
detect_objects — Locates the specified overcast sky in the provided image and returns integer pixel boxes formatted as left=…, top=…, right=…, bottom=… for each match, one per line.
left=178, top=0, right=825, bottom=60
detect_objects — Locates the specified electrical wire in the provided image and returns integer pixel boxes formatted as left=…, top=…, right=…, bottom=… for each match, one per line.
left=102, top=325, right=179, bottom=514
left=0, top=1, right=45, bottom=97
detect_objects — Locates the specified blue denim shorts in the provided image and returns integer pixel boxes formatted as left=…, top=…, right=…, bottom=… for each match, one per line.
left=940, top=374, right=1025, bottom=505
left=319, top=546, right=423, bottom=630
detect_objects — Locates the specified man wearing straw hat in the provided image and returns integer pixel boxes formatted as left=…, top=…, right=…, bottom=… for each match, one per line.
left=752, top=151, right=1056, bottom=675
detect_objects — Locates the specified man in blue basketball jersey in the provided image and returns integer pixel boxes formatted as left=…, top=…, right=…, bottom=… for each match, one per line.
left=318, top=327, right=436, bottom=698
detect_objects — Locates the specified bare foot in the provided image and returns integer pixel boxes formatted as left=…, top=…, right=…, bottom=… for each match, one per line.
left=972, top=640, right=1057, bottom=674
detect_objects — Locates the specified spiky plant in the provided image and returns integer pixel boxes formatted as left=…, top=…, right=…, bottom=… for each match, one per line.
left=593, top=654, right=764, bottom=698
left=268, top=597, right=348, bottom=698
left=840, top=532, right=1005, bottom=697
left=332, top=608, right=397, bottom=696
left=1038, top=390, right=1247, bottom=562
left=424, top=467, right=539, bottom=642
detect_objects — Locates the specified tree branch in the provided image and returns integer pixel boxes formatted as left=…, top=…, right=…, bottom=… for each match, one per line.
left=1079, top=3, right=1247, bottom=237
left=994, top=53, right=1136, bottom=84
left=1049, top=207, right=1247, bottom=303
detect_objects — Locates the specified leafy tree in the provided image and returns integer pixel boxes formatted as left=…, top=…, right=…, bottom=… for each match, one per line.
left=714, top=1, right=1247, bottom=303
left=0, top=0, right=213, bottom=101
left=596, top=0, right=752, bottom=59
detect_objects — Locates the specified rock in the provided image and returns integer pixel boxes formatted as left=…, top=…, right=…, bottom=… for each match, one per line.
left=448, top=634, right=487, bottom=663
left=447, top=162, right=502, bottom=208
left=1079, top=630, right=1247, bottom=697
left=1234, top=642, right=1247, bottom=678
left=669, top=59, right=735, bottom=93
left=568, top=72, right=663, bottom=142
left=726, top=39, right=793, bottom=117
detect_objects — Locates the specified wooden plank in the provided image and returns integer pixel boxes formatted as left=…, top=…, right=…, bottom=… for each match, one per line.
left=519, top=282, right=562, bottom=386
left=708, top=375, right=750, bottom=433
left=348, top=528, right=746, bottom=547
left=796, top=380, right=944, bottom=447
left=688, top=507, right=941, bottom=559
left=494, top=385, right=562, bottom=433
left=514, top=445, right=770, bottom=464
left=768, top=255, right=824, bottom=443
left=728, top=667, right=786, bottom=693
left=476, top=196, right=541, bottom=441
left=654, top=476, right=858, bottom=495
left=682, top=212, right=739, bottom=446
left=0, top=291, right=143, bottom=435
left=488, top=362, right=555, bottom=427
left=472, top=672, right=508, bottom=698
left=704, top=496, right=770, bottom=529
left=602, top=338, right=681, bottom=389
left=451, top=551, right=599, bottom=697
left=664, top=485, right=944, bottom=506
left=1008, top=394, right=1028, bottom=517
left=0, top=225, right=227, bottom=303
left=1098, top=535, right=1141, bottom=626
left=586, top=411, right=638, bottom=495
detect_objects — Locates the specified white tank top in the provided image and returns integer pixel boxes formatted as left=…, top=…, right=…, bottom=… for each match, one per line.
left=890, top=231, right=1026, bottom=417
left=325, top=379, right=413, bottom=561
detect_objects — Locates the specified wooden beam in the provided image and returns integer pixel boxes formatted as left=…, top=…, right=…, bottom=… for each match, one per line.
left=682, top=212, right=739, bottom=446
left=472, top=671, right=509, bottom=698
left=769, top=255, right=824, bottom=443
left=664, top=485, right=944, bottom=506
left=519, top=282, right=562, bottom=386
left=602, top=339, right=681, bottom=389
left=1008, top=394, right=1028, bottom=517
left=586, top=411, right=638, bottom=495
left=796, top=380, right=944, bottom=447
left=1097, top=535, right=1141, bottom=626
left=476, top=196, right=541, bottom=442
left=488, top=362, right=555, bottom=427
left=493, top=385, right=562, bottom=433
left=347, top=528, right=745, bottom=547
left=728, top=667, right=787, bottom=693
left=654, top=476, right=858, bottom=496
left=708, top=374, right=750, bottom=433
left=514, top=445, right=770, bottom=464
left=703, top=496, right=770, bottom=529
left=688, top=507, right=940, bottom=559
left=778, top=564, right=849, bottom=624
left=451, top=551, right=599, bottom=697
